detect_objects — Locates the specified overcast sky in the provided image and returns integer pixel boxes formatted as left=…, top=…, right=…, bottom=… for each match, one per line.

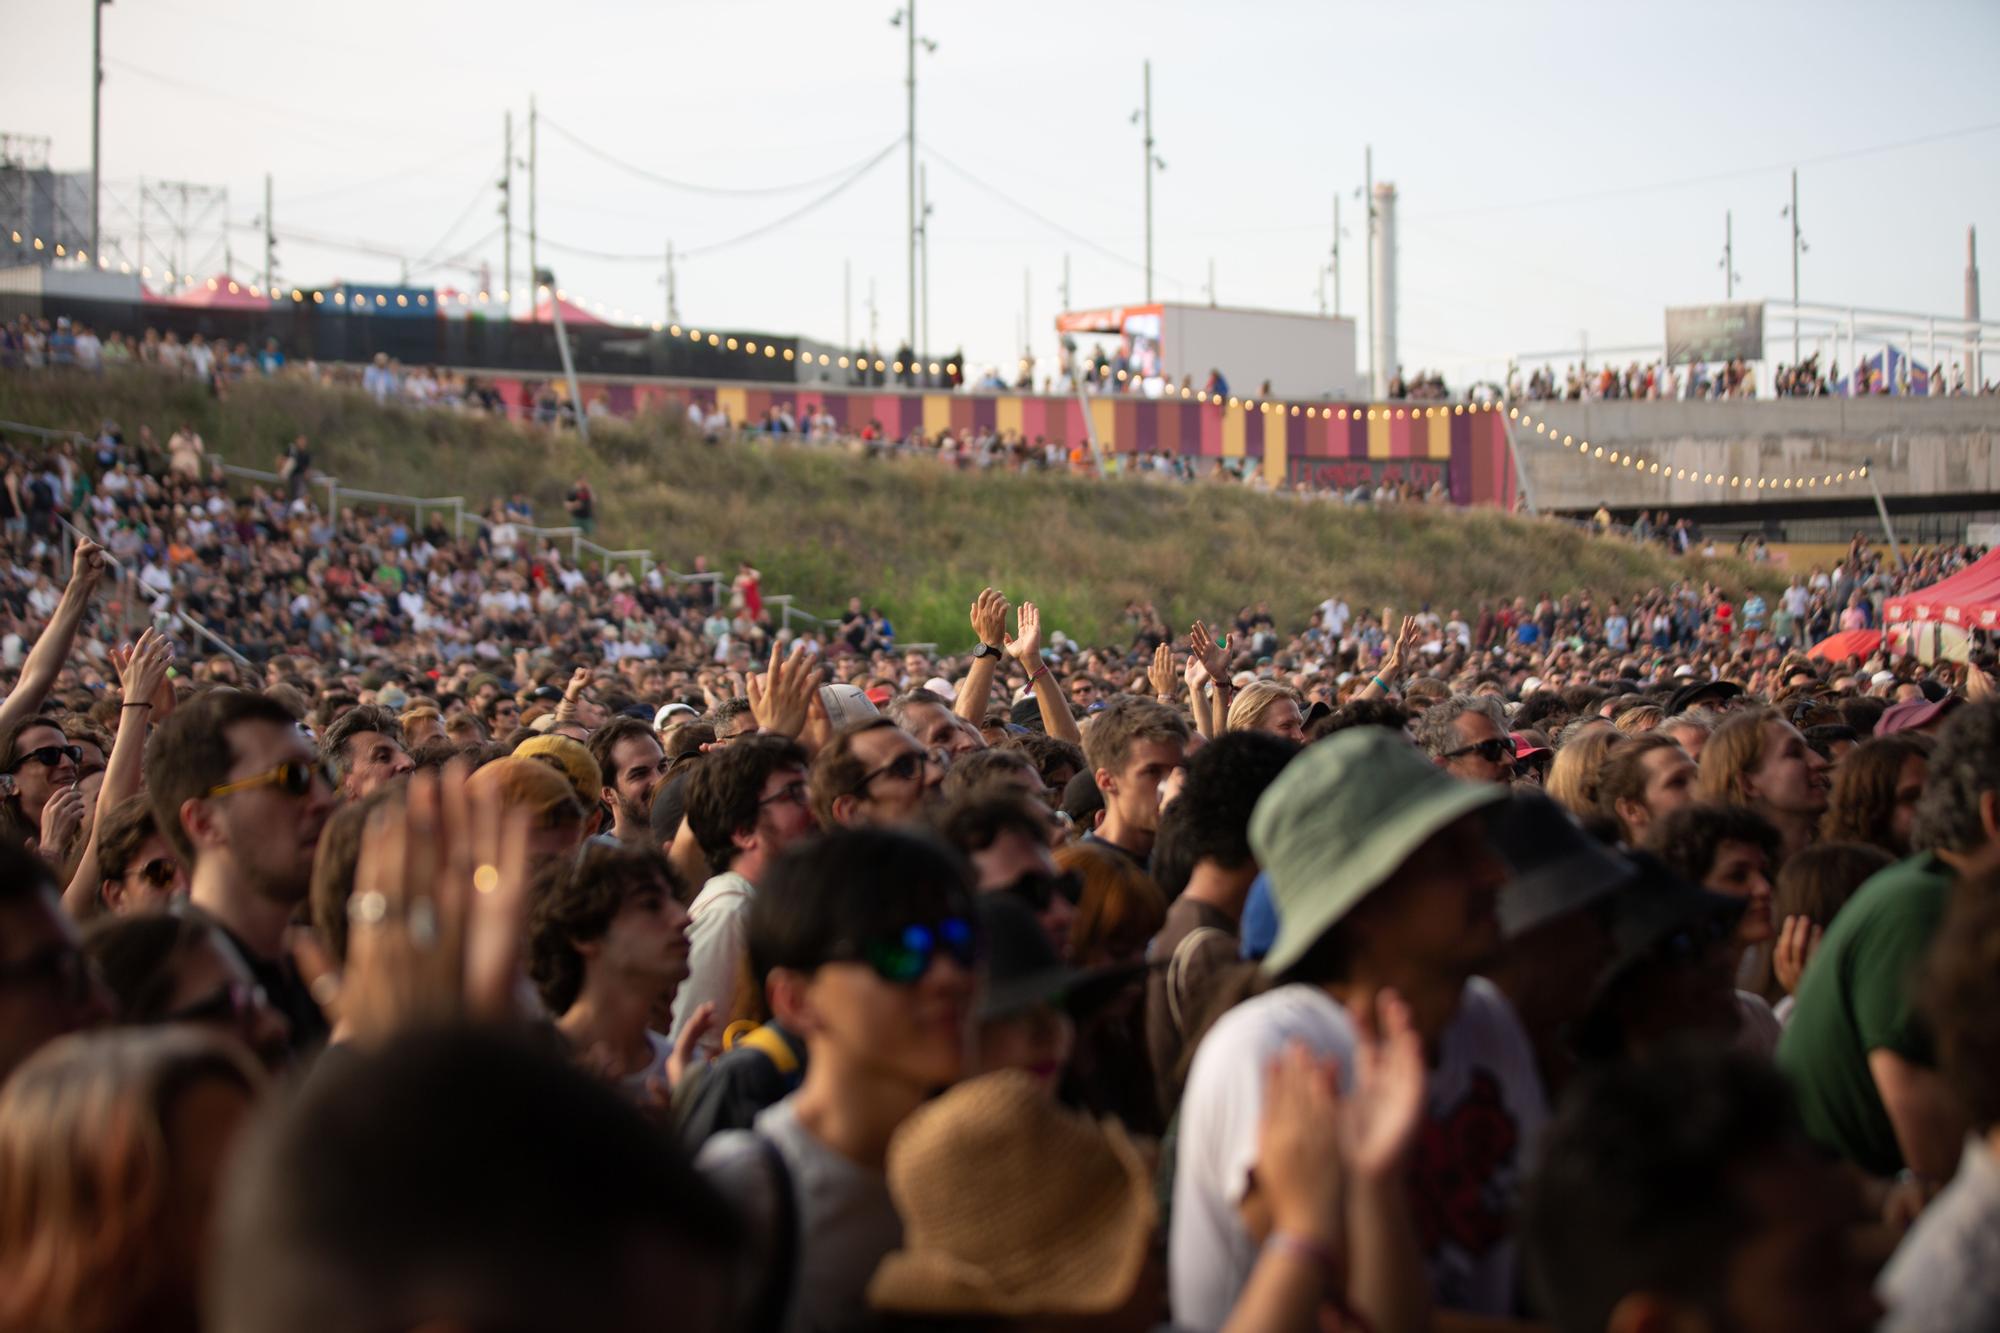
left=5, top=0, right=1998, bottom=385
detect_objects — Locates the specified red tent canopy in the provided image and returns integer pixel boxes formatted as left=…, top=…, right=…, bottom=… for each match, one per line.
left=530, top=294, right=606, bottom=325
left=1807, top=628, right=1886, bottom=662
left=147, top=275, right=274, bottom=310
left=1883, top=548, right=2000, bottom=631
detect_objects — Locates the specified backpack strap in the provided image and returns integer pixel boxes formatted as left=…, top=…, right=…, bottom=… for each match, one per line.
left=747, top=1135, right=800, bottom=1333
left=738, top=1023, right=803, bottom=1078
left=1166, top=925, right=1227, bottom=1037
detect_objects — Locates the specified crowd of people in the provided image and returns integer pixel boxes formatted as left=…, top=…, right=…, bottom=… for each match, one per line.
left=1511, top=352, right=1995, bottom=402
left=4, top=348, right=2000, bottom=1332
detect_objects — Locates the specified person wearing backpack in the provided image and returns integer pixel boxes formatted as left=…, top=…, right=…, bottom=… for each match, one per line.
left=696, top=827, right=978, bottom=1333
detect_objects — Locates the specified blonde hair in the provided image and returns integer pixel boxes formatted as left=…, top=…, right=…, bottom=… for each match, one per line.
left=1546, top=727, right=1629, bottom=819
left=1225, top=681, right=1304, bottom=735
left=1612, top=704, right=1665, bottom=735
left=1696, top=707, right=1780, bottom=808
left=0, top=1028, right=262, bottom=1333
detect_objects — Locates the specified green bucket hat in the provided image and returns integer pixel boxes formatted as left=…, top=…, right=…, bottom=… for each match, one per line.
left=1249, top=727, right=1506, bottom=977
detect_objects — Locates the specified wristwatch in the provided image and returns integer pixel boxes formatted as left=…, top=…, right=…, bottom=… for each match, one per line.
left=972, top=643, right=1004, bottom=661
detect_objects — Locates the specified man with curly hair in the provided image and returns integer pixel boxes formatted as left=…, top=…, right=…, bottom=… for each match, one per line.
left=528, top=841, right=692, bottom=1095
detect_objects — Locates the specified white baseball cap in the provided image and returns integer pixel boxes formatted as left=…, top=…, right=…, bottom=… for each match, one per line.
left=654, top=702, right=699, bottom=729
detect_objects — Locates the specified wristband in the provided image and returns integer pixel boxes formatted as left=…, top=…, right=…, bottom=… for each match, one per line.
left=1028, top=663, right=1051, bottom=685
left=120, top=701, right=152, bottom=710
left=1371, top=675, right=1388, bottom=692
left=1265, top=1230, right=1340, bottom=1285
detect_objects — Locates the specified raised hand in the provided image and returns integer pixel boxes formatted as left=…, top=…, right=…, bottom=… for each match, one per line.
left=69, top=536, right=108, bottom=595
left=39, top=785, right=86, bottom=859
left=666, top=1001, right=717, bottom=1090
left=1148, top=641, right=1177, bottom=699
left=1189, top=620, right=1231, bottom=682
left=1340, top=988, right=1426, bottom=1181
left=313, top=762, right=533, bottom=1045
left=1252, top=1042, right=1346, bottom=1246
left=747, top=639, right=823, bottom=738
left=970, top=586, right=1010, bottom=648
left=1184, top=655, right=1211, bottom=693
left=1005, top=600, right=1045, bottom=667
left=1382, top=615, right=1420, bottom=678
left=112, top=628, right=174, bottom=715
left=1772, top=914, right=1824, bottom=996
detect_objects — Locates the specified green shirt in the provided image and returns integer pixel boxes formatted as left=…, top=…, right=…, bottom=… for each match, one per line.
left=1776, top=853, right=1954, bottom=1176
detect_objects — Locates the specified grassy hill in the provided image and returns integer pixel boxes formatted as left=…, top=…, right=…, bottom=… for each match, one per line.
left=0, top=369, right=1780, bottom=647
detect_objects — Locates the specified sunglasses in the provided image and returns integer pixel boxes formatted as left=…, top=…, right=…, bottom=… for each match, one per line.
left=1444, top=737, right=1516, bottom=764
left=203, top=759, right=332, bottom=800
left=860, top=748, right=946, bottom=789
left=9, top=743, right=82, bottom=772
left=163, top=980, right=267, bottom=1027
left=757, top=779, right=811, bottom=810
left=1003, top=869, right=1083, bottom=913
left=838, top=916, right=979, bottom=985
left=136, top=856, right=180, bottom=889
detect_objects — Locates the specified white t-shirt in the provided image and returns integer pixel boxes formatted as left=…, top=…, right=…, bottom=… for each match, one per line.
left=670, top=871, right=755, bottom=1057
left=1169, top=979, right=1546, bottom=1329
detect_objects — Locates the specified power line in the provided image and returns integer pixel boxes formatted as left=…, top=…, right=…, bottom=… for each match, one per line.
left=1412, top=118, right=2000, bottom=224
left=282, top=142, right=491, bottom=207
left=918, top=146, right=1184, bottom=288
left=539, top=116, right=901, bottom=197
left=538, top=137, right=904, bottom=264
left=411, top=179, right=499, bottom=271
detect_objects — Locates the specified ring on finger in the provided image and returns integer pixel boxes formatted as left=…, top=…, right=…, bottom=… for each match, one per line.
left=350, top=890, right=389, bottom=926
left=407, top=897, right=440, bottom=952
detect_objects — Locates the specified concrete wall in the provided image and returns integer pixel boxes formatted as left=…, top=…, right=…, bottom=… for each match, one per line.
left=1511, top=399, right=2000, bottom=511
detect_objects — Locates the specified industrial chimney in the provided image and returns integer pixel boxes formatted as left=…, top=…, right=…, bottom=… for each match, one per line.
left=1371, top=182, right=1398, bottom=399
left=1967, top=226, right=1982, bottom=391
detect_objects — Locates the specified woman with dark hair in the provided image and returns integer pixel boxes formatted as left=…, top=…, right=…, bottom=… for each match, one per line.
left=1821, top=733, right=1934, bottom=858
left=82, top=911, right=293, bottom=1070
left=0, top=1027, right=264, bottom=1333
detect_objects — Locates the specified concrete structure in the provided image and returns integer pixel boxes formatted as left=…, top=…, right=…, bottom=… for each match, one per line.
left=1511, top=397, right=2000, bottom=514
left=1370, top=182, right=1397, bottom=400
left=1055, top=302, right=1359, bottom=400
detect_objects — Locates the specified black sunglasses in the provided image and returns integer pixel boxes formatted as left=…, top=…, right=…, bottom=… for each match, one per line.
left=1444, top=737, right=1515, bottom=764
left=860, top=750, right=929, bottom=789
left=136, top=856, right=180, bottom=888
left=9, top=743, right=82, bottom=772
left=163, top=980, right=266, bottom=1027
left=1003, top=869, right=1083, bottom=913
left=835, top=917, right=979, bottom=985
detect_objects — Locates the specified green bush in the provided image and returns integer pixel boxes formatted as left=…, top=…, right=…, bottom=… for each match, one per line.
left=0, top=369, right=1780, bottom=647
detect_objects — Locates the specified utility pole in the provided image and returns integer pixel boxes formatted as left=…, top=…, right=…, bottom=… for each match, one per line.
left=1206, top=257, right=1215, bottom=307
left=664, top=239, right=677, bottom=324
left=1141, top=59, right=1156, bottom=302
left=90, top=0, right=109, bottom=265
left=844, top=259, right=852, bottom=350
left=1782, top=168, right=1802, bottom=363
left=499, top=110, right=512, bottom=308
left=1722, top=209, right=1735, bottom=299
left=528, top=95, right=538, bottom=310
left=918, top=163, right=931, bottom=357
left=1060, top=253, right=1070, bottom=311
left=1330, top=193, right=1341, bottom=317
left=867, top=277, right=879, bottom=349
left=904, top=2, right=917, bottom=357
left=262, top=172, right=274, bottom=293
left=1023, top=266, right=1031, bottom=356
left=1364, top=146, right=1375, bottom=395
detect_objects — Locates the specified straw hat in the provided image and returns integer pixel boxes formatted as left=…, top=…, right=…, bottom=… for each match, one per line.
left=867, top=1071, right=1155, bottom=1317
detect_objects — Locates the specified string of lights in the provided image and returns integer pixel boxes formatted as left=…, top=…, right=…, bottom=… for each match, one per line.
left=1505, top=405, right=1867, bottom=492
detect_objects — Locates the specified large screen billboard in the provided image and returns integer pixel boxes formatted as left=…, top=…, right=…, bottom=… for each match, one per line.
left=1664, top=302, right=1765, bottom=365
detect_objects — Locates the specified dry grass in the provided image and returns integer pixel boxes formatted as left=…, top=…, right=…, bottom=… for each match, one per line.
left=0, top=369, right=1782, bottom=646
